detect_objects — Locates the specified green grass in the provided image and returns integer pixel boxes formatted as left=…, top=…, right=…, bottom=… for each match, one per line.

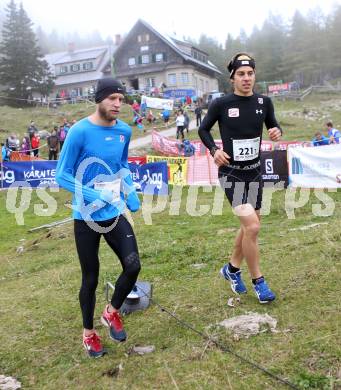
left=0, top=187, right=340, bottom=389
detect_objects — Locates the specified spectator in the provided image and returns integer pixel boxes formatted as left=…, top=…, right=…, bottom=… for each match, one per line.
left=27, top=120, right=38, bottom=140
left=47, top=127, right=59, bottom=160
left=140, top=98, right=147, bottom=117
left=131, top=100, right=140, bottom=115
left=146, top=110, right=156, bottom=124
left=179, top=139, right=195, bottom=156
left=176, top=109, right=185, bottom=140
left=183, top=110, right=190, bottom=134
left=195, top=103, right=203, bottom=127
left=21, top=137, right=30, bottom=155
left=31, top=132, right=40, bottom=157
left=6, top=133, right=19, bottom=151
left=1, top=142, right=11, bottom=161
left=63, top=119, right=71, bottom=137
left=161, top=108, right=170, bottom=126
left=58, top=125, right=67, bottom=150
left=312, top=131, right=329, bottom=146
left=326, top=121, right=341, bottom=144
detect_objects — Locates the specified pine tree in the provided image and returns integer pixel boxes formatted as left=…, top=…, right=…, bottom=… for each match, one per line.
left=0, top=0, right=54, bottom=106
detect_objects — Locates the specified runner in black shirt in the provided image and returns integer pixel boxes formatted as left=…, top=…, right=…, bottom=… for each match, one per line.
left=198, top=53, right=282, bottom=303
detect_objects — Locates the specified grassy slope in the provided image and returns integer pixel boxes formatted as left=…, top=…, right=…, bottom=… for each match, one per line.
left=1, top=92, right=341, bottom=389
left=0, top=102, right=170, bottom=157
left=0, top=187, right=340, bottom=390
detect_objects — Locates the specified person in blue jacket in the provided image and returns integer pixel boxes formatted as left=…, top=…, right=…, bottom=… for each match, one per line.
left=326, top=121, right=341, bottom=144
left=312, top=131, right=329, bottom=146
left=56, top=77, right=141, bottom=358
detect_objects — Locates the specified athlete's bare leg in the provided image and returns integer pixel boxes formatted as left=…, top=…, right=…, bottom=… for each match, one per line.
left=232, top=205, right=261, bottom=279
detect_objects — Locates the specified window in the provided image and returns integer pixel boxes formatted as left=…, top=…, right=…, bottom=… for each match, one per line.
left=193, top=51, right=198, bottom=59
left=83, top=62, right=93, bottom=71
left=145, top=34, right=150, bottom=41
left=145, top=77, right=155, bottom=87
left=128, top=57, right=136, bottom=66
left=200, top=79, right=204, bottom=91
left=168, top=73, right=177, bottom=86
left=137, top=35, right=142, bottom=42
left=181, top=72, right=189, bottom=84
left=60, top=65, right=68, bottom=74
left=141, top=54, right=149, bottom=64
left=70, top=64, right=80, bottom=72
left=155, top=53, right=163, bottom=62
left=205, top=80, right=209, bottom=92
left=141, top=45, right=149, bottom=52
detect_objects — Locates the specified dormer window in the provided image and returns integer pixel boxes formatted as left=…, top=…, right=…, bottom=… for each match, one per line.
left=155, top=53, right=163, bottom=62
left=128, top=57, right=136, bottom=66
left=83, top=62, right=93, bottom=70
left=71, top=64, right=80, bottom=72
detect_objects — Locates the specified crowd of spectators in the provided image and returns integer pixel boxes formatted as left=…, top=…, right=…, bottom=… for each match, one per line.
left=312, top=121, right=340, bottom=146
left=1, top=118, right=76, bottom=161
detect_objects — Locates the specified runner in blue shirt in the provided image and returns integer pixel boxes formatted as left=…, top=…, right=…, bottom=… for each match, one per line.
left=56, top=78, right=141, bottom=358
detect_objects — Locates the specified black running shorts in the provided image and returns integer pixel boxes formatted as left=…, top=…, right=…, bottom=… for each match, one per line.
left=218, top=165, right=263, bottom=210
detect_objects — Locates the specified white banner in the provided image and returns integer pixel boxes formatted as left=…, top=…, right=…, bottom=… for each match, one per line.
left=142, top=95, right=173, bottom=111
left=288, top=144, right=341, bottom=188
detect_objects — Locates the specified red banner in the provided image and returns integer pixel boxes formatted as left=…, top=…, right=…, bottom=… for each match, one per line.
left=268, top=83, right=289, bottom=93
left=152, top=131, right=274, bottom=156
left=274, top=141, right=310, bottom=150
left=128, top=156, right=147, bottom=165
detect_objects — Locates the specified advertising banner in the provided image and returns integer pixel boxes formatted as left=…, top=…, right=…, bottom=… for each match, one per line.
left=141, top=95, right=174, bottom=111
left=260, top=150, right=288, bottom=187
left=128, top=156, right=147, bottom=165
left=129, top=161, right=168, bottom=195
left=146, top=155, right=188, bottom=185
left=275, top=141, right=310, bottom=150
left=268, top=83, right=289, bottom=93
left=288, top=144, right=341, bottom=188
left=163, top=89, right=195, bottom=99
left=0, top=160, right=57, bottom=188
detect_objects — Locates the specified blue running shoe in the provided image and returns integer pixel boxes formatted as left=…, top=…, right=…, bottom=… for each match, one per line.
left=253, top=278, right=276, bottom=303
left=220, top=264, right=247, bottom=294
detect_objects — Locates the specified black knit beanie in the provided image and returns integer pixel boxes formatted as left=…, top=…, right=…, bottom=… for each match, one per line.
left=227, top=53, right=256, bottom=79
left=95, top=78, right=125, bottom=103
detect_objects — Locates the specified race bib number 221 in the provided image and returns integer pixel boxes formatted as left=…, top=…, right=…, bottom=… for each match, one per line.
left=232, top=137, right=260, bottom=161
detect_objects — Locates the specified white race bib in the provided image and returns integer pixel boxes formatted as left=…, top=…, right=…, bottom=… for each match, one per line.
left=94, top=179, right=121, bottom=203
left=232, top=137, right=260, bottom=161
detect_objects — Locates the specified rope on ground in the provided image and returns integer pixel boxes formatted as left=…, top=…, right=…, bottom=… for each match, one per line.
left=136, top=285, right=299, bottom=390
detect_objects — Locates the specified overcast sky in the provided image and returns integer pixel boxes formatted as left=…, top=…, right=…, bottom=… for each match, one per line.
left=1, top=0, right=340, bottom=44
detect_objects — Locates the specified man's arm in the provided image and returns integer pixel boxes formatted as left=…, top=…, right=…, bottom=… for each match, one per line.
left=198, top=100, right=219, bottom=152
left=265, top=98, right=282, bottom=142
left=56, top=127, right=105, bottom=203
left=198, top=100, right=230, bottom=166
left=121, top=132, right=140, bottom=212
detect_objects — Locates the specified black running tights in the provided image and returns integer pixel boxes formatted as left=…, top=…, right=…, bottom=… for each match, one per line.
left=74, top=216, right=141, bottom=329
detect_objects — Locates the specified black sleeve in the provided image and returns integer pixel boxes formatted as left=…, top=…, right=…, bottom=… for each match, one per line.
left=265, top=98, right=282, bottom=134
left=198, top=100, right=220, bottom=150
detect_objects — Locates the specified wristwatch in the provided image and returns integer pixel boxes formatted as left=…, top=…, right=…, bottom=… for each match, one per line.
left=210, top=146, right=219, bottom=157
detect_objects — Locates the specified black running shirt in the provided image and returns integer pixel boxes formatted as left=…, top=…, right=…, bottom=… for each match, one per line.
left=198, top=93, right=281, bottom=168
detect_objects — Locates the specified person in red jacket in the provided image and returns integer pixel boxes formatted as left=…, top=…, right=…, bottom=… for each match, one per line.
left=31, top=132, right=40, bottom=157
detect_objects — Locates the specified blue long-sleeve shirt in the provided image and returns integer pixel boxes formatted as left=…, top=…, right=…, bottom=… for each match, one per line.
left=56, top=117, right=139, bottom=221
